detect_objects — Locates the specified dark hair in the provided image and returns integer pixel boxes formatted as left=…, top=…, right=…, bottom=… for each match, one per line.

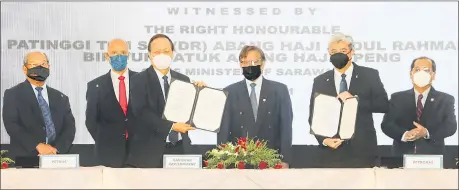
left=147, top=34, right=174, bottom=53
left=410, top=56, right=436, bottom=72
left=238, top=45, right=266, bottom=63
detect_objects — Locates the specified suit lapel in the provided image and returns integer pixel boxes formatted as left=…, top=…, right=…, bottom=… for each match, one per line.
left=251, top=78, right=272, bottom=136
left=348, top=63, right=359, bottom=95
left=237, top=80, right=257, bottom=127
left=101, top=71, right=126, bottom=115
left=420, top=88, right=438, bottom=124
left=146, top=66, right=166, bottom=110
left=46, top=87, right=61, bottom=132
left=405, top=89, right=417, bottom=122
left=21, top=81, right=46, bottom=127
left=128, top=70, right=136, bottom=104
left=323, top=71, right=337, bottom=96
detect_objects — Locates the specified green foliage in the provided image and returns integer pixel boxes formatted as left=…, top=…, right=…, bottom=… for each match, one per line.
left=1, top=150, right=15, bottom=164
left=205, top=137, right=281, bottom=169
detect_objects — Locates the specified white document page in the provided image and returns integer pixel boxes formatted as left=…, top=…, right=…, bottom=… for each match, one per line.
left=339, top=98, right=358, bottom=139
left=163, top=80, right=197, bottom=122
left=310, top=94, right=342, bottom=138
left=192, top=88, right=227, bottom=132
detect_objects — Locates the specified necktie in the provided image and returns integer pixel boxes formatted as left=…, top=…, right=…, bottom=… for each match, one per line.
left=416, top=94, right=424, bottom=122
left=118, top=76, right=128, bottom=139
left=35, top=87, right=56, bottom=143
left=339, top=74, right=348, bottom=93
left=163, top=76, right=178, bottom=143
left=250, top=83, right=258, bottom=121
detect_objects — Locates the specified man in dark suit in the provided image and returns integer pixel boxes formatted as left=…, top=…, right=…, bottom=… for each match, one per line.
left=128, top=34, right=205, bottom=168
left=3, top=51, right=76, bottom=159
left=308, top=33, right=389, bottom=168
left=381, top=57, right=457, bottom=156
left=218, top=45, right=293, bottom=168
left=85, top=39, right=137, bottom=168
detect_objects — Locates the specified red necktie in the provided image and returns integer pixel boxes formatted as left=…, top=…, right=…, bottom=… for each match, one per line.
left=118, top=76, right=128, bottom=139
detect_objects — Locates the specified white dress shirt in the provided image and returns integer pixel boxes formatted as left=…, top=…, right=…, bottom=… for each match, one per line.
left=30, top=83, right=49, bottom=104
left=153, top=68, right=181, bottom=142
left=334, top=64, right=354, bottom=95
left=245, top=76, right=263, bottom=104
left=110, top=70, right=130, bottom=103
left=401, top=87, right=431, bottom=141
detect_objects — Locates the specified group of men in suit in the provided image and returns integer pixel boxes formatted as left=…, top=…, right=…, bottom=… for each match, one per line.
left=3, top=32, right=457, bottom=168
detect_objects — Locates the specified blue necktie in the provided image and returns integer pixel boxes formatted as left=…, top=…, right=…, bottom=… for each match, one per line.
left=339, top=74, right=348, bottom=93
left=163, top=76, right=179, bottom=143
left=35, top=87, right=56, bottom=143
left=250, top=83, right=258, bottom=121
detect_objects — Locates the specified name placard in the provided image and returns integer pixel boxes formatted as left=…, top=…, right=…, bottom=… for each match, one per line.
left=163, top=154, right=202, bottom=169
left=403, top=154, right=443, bottom=169
left=39, top=154, right=79, bottom=169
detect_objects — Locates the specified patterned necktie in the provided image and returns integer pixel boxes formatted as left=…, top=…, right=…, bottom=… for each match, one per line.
left=118, top=76, right=128, bottom=139
left=35, top=87, right=56, bottom=143
left=163, top=76, right=178, bottom=143
left=339, top=74, right=348, bottom=93
left=250, top=83, right=258, bottom=121
left=416, top=94, right=424, bottom=122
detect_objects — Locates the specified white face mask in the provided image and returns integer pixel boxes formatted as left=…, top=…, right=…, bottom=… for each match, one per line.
left=152, top=54, right=172, bottom=69
left=413, top=70, right=432, bottom=87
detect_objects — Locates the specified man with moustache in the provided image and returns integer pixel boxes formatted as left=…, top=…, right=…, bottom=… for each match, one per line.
left=3, top=52, right=76, bottom=160
left=381, top=57, right=457, bottom=156
left=128, top=34, right=205, bottom=168
left=308, top=33, right=389, bottom=168
left=85, top=39, right=137, bottom=168
left=218, top=45, right=293, bottom=168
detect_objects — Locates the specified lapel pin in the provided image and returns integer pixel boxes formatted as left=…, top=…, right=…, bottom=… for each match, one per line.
left=61, top=94, right=64, bottom=97
left=263, top=98, right=266, bottom=102
left=431, top=98, right=434, bottom=102
left=356, top=75, right=358, bottom=79
left=96, top=84, right=99, bottom=88
left=326, top=78, right=329, bottom=81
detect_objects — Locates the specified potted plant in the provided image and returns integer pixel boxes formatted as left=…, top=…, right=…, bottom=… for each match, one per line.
left=1, top=150, right=15, bottom=169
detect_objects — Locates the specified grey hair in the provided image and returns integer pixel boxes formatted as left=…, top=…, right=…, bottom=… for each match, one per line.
left=328, top=32, right=354, bottom=50
left=23, top=52, right=49, bottom=66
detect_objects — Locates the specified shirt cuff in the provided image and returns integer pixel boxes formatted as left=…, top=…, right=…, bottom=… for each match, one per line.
left=424, top=129, right=430, bottom=139
left=322, top=140, right=328, bottom=146
left=401, top=131, right=409, bottom=142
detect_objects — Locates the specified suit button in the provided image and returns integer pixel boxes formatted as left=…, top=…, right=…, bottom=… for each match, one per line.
left=269, top=126, right=271, bottom=128
left=241, top=126, right=243, bottom=128
left=229, top=132, right=232, bottom=135
left=268, top=112, right=271, bottom=114
left=125, top=118, right=128, bottom=121
left=240, top=112, right=243, bottom=115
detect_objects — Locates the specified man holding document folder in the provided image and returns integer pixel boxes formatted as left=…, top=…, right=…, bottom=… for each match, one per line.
left=128, top=34, right=206, bottom=168
left=308, top=33, right=389, bottom=168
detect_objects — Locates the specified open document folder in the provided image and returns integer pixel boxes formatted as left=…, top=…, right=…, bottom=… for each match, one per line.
left=310, top=93, right=359, bottom=139
left=162, top=79, right=228, bottom=133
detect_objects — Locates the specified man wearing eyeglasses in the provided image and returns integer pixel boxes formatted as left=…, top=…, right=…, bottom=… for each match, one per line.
left=217, top=45, right=293, bottom=168
left=382, top=57, right=457, bottom=156
left=308, top=33, right=389, bottom=168
left=3, top=51, right=76, bottom=160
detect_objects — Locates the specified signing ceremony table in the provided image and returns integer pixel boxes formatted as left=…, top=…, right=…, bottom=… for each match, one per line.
left=1, top=167, right=458, bottom=189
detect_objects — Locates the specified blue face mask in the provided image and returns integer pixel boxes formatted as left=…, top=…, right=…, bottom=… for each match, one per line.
left=109, top=55, right=128, bottom=71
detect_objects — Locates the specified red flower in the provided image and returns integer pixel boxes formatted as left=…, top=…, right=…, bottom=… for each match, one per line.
left=237, top=137, right=247, bottom=146
left=217, top=163, right=224, bottom=169
left=204, top=160, right=208, bottom=167
left=221, top=144, right=227, bottom=148
left=1, top=162, right=8, bottom=169
left=237, top=161, right=245, bottom=169
left=235, top=146, right=239, bottom=153
left=259, top=161, right=268, bottom=169
left=274, top=163, right=283, bottom=169
left=256, top=140, right=263, bottom=147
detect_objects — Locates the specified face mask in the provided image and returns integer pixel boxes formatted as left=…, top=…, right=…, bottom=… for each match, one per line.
left=152, top=54, right=172, bottom=69
left=413, top=70, right=432, bottom=87
left=242, top=65, right=262, bottom=81
left=330, top=53, right=350, bottom=69
left=27, top=66, right=49, bottom=81
left=109, top=55, right=128, bottom=71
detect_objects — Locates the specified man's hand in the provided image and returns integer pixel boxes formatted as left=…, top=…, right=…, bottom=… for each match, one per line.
left=193, top=81, right=207, bottom=87
left=337, top=91, right=353, bottom=102
left=172, top=123, right=196, bottom=133
left=36, top=143, right=57, bottom=155
left=403, top=130, right=417, bottom=141
left=412, top=121, right=427, bottom=138
left=323, top=138, right=344, bottom=149
left=280, top=162, right=289, bottom=169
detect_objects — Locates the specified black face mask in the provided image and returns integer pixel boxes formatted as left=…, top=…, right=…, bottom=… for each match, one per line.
left=242, top=65, right=262, bottom=81
left=330, top=53, right=350, bottom=69
left=26, top=66, right=49, bottom=81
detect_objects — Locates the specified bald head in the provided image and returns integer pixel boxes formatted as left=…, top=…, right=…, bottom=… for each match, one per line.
left=23, top=51, right=48, bottom=67
left=106, top=39, right=129, bottom=57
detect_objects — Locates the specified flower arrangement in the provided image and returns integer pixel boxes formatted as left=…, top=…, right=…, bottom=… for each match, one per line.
left=1, top=150, right=15, bottom=169
left=204, top=137, right=282, bottom=169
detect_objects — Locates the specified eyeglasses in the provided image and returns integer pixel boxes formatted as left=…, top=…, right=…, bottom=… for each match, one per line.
left=330, top=49, right=351, bottom=55
left=240, top=59, right=262, bottom=67
left=26, top=62, right=49, bottom=68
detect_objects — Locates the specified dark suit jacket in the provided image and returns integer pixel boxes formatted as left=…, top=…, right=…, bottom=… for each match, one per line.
left=128, top=66, right=191, bottom=168
left=381, top=88, right=457, bottom=156
left=218, top=78, right=293, bottom=164
left=85, top=70, right=137, bottom=167
left=308, top=63, right=389, bottom=167
left=2, top=80, right=76, bottom=159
